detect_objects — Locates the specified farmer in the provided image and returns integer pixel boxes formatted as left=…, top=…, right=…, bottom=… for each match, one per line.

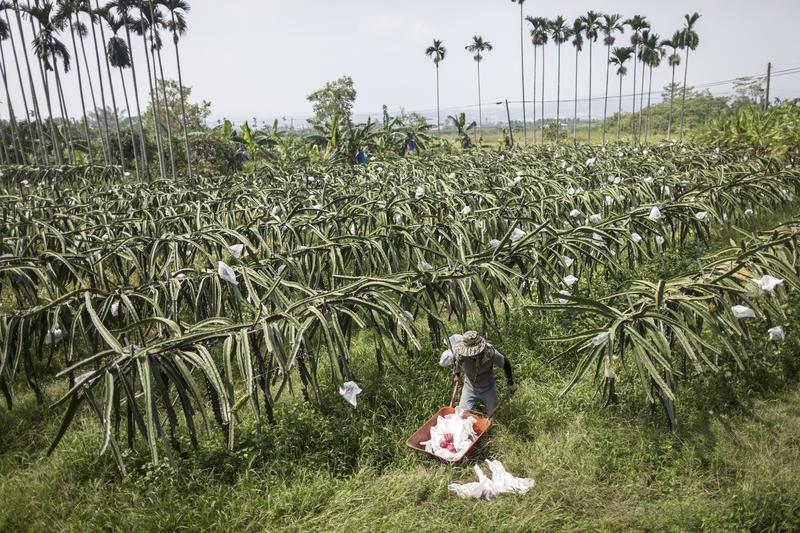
left=452, top=331, right=517, bottom=414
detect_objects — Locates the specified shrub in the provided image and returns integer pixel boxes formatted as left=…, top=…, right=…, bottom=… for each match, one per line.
left=692, top=101, right=800, bottom=157
left=188, top=131, right=242, bottom=176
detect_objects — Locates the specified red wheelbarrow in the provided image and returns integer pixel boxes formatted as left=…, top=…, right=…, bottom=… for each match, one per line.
left=405, top=380, right=510, bottom=463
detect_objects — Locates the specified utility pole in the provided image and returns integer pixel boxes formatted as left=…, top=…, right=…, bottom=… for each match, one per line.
left=504, top=100, right=514, bottom=148
left=518, top=0, right=527, bottom=146
left=764, top=62, right=771, bottom=111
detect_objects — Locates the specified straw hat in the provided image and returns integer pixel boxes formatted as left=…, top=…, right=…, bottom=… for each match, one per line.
left=454, top=331, right=487, bottom=359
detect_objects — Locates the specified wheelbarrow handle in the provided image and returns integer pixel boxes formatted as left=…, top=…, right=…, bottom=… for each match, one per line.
left=449, top=379, right=460, bottom=408
left=487, top=388, right=512, bottom=420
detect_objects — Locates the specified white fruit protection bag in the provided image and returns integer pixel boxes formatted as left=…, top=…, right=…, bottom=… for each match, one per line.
left=448, top=460, right=535, bottom=500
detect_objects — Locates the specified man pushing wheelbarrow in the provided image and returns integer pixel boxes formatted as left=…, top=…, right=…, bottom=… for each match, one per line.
left=451, top=331, right=518, bottom=416
left=406, top=331, right=518, bottom=462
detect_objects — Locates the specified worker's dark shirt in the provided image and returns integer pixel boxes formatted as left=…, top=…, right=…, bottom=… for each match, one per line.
left=456, top=346, right=507, bottom=393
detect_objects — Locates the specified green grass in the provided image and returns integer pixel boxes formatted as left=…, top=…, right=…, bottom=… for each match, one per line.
left=1, top=300, right=799, bottom=531
left=439, top=123, right=667, bottom=147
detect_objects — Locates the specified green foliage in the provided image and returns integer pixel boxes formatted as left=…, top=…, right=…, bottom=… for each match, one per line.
left=693, top=101, right=800, bottom=157
left=306, top=76, right=357, bottom=129
left=447, top=112, right=476, bottom=148
left=730, top=76, right=766, bottom=107
left=608, top=85, right=729, bottom=138
left=1, top=145, right=800, bottom=530
left=0, top=144, right=798, bottom=473
left=106, top=127, right=157, bottom=166
left=542, top=120, right=568, bottom=142
left=143, top=80, right=212, bottom=134
left=187, top=130, right=242, bottom=175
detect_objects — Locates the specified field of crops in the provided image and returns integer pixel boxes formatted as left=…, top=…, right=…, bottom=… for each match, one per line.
left=2, top=142, right=798, bottom=480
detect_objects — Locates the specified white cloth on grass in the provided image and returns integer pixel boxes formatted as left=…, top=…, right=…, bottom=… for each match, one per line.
left=338, top=381, right=362, bottom=408
left=448, top=460, right=534, bottom=500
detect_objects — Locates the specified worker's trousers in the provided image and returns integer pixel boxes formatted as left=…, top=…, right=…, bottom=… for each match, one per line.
left=458, top=379, right=499, bottom=414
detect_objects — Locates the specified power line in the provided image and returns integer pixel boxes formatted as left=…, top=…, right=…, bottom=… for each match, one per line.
left=411, top=65, right=800, bottom=114
left=226, top=64, right=800, bottom=124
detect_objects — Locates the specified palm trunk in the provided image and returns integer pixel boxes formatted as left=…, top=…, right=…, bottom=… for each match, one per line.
left=556, top=42, right=561, bottom=140
left=540, top=46, right=545, bottom=143
left=154, top=41, right=177, bottom=179
left=77, top=12, right=111, bottom=164
left=573, top=46, right=579, bottom=143
left=67, top=17, right=93, bottom=163
left=631, top=42, right=638, bottom=129
left=140, top=26, right=166, bottom=178
left=124, top=24, right=150, bottom=179
left=435, top=63, right=440, bottom=135
left=679, top=47, right=690, bottom=141
left=79, top=19, right=110, bottom=163
left=40, top=64, right=62, bottom=164
left=645, top=65, right=653, bottom=142
left=31, top=1, right=75, bottom=163
left=118, top=66, right=140, bottom=178
left=0, top=121, right=9, bottom=163
left=587, top=40, right=593, bottom=143
left=169, top=11, right=192, bottom=181
left=1, top=96, right=24, bottom=164
left=1, top=114, right=12, bottom=163
left=617, top=73, right=623, bottom=140
left=602, top=44, right=610, bottom=144
left=667, top=62, right=676, bottom=139
left=532, top=46, right=537, bottom=144
left=93, top=0, right=126, bottom=169
left=1, top=15, right=37, bottom=162
left=25, top=2, right=61, bottom=164
left=637, top=57, right=646, bottom=141
left=147, top=3, right=176, bottom=179
left=476, top=60, right=483, bottom=141
left=0, top=43, right=25, bottom=162
left=34, top=8, right=74, bottom=163
left=9, top=2, right=47, bottom=163
left=519, top=5, right=527, bottom=146
left=52, top=55, right=76, bottom=162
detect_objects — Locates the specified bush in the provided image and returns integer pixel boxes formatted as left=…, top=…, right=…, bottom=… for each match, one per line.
left=187, top=131, right=242, bottom=176
left=692, top=101, right=800, bottom=157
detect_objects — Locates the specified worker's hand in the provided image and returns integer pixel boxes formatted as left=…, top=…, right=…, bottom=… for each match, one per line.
left=508, top=383, right=518, bottom=394
left=452, top=374, right=461, bottom=383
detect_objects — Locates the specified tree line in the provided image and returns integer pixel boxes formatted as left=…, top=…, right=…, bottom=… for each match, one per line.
left=0, top=0, right=192, bottom=180
left=425, top=4, right=701, bottom=145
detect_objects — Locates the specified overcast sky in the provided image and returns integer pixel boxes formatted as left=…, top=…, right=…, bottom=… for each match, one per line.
left=164, top=0, right=799, bottom=124
left=6, top=0, right=799, bottom=127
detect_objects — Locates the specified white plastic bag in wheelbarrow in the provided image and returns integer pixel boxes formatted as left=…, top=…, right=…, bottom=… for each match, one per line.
left=448, top=460, right=535, bottom=500
left=420, top=407, right=477, bottom=461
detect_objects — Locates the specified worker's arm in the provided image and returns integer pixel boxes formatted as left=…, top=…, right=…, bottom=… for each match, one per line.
left=494, top=349, right=518, bottom=392
left=452, top=359, right=462, bottom=382
left=502, top=358, right=514, bottom=386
